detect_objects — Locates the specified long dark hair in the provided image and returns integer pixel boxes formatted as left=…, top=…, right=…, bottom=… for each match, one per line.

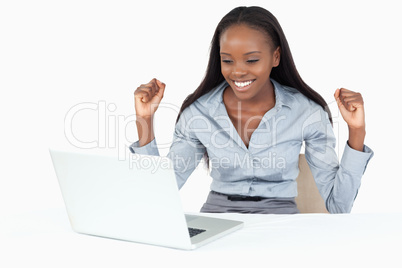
left=176, top=6, right=332, bottom=123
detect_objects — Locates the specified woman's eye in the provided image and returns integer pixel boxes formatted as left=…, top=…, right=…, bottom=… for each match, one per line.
left=222, top=60, right=233, bottom=63
left=247, top=59, right=259, bottom=63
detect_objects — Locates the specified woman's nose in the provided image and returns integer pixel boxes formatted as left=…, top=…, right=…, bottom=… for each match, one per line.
left=231, top=64, right=247, bottom=77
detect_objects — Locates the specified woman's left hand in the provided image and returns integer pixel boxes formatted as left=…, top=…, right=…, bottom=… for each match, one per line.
left=334, top=88, right=365, bottom=129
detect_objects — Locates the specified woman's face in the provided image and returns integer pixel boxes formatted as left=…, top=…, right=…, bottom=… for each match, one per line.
left=220, top=24, right=280, bottom=101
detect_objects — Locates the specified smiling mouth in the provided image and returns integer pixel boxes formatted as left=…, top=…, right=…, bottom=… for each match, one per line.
left=233, top=80, right=255, bottom=88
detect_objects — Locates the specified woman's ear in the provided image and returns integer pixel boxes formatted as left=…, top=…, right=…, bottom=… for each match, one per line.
left=273, top=47, right=281, bottom=67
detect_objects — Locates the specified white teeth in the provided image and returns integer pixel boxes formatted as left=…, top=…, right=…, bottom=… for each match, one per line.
left=234, top=80, right=253, bottom=88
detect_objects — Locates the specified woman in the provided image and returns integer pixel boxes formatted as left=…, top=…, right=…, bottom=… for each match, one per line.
left=131, top=6, right=373, bottom=214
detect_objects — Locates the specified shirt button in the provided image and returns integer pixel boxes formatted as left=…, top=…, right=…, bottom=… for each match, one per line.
left=252, top=158, right=259, bottom=168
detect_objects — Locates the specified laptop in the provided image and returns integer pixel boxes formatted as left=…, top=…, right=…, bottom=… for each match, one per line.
left=49, top=149, right=243, bottom=250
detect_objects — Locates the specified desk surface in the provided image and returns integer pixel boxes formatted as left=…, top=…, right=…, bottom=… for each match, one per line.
left=1, top=209, right=401, bottom=268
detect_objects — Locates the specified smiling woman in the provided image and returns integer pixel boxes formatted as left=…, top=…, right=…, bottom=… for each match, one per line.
left=220, top=24, right=279, bottom=147
left=131, top=6, right=374, bottom=214
left=220, top=25, right=279, bottom=102
left=177, top=6, right=333, bottom=125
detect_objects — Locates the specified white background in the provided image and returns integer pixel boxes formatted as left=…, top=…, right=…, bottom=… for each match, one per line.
left=1, top=0, right=401, bottom=216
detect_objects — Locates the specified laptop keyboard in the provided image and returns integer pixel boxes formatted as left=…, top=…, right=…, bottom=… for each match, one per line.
left=188, top=227, right=206, bottom=238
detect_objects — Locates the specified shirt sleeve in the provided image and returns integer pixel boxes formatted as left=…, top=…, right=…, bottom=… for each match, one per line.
left=129, top=108, right=206, bottom=189
left=129, top=139, right=160, bottom=156
left=303, top=108, right=374, bottom=214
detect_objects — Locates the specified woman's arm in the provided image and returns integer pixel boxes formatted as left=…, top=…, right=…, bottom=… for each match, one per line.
left=334, top=88, right=365, bottom=151
left=134, top=78, right=165, bottom=147
left=131, top=82, right=206, bottom=189
left=135, top=116, right=155, bottom=147
left=304, top=109, right=373, bottom=213
left=303, top=88, right=373, bottom=213
left=130, top=105, right=206, bottom=189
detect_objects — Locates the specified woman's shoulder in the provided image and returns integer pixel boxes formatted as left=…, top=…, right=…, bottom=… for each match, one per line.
left=196, top=81, right=228, bottom=106
left=181, top=81, right=227, bottom=115
left=177, top=81, right=226, bottom=121
left=273, top=80, right=320, bottom=111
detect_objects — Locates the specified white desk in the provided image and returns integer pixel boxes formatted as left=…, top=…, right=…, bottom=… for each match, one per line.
left=1, top=209, right=401, bottom=268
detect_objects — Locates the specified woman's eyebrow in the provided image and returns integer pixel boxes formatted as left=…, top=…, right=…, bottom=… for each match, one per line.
left=244, top=51, right=261, bottom=55
left=220, top=51, right=262, bottom=55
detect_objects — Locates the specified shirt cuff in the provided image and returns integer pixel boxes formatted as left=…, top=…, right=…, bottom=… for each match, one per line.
left=129, top=139, right=160, bottom=156
left=340, top=142, right=374, bottom=175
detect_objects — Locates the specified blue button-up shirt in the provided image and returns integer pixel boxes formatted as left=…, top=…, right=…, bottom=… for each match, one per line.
left=130, top=79, right=373, bottom=213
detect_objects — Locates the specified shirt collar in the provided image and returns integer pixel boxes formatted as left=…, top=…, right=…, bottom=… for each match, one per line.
left=271, top=79, right=296, bottom=109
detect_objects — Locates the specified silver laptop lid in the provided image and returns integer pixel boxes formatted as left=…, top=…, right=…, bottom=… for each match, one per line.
left=50, top=149, right=192, bottom=249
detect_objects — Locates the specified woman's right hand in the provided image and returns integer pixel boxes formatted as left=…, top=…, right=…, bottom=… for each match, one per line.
left=134, top=78, right=166, bottom=118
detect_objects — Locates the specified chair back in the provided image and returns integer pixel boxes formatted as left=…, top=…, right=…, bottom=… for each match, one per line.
left=295, top=154, right=329, bottom=213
